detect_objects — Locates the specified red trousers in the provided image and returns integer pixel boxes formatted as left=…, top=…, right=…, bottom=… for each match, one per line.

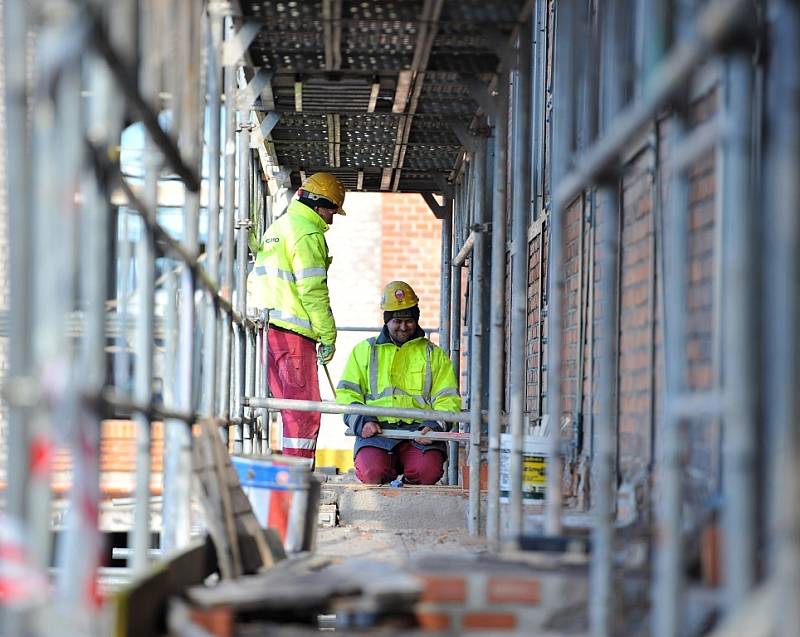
left=354, top=442, right=445, bottom=485
left=266, top=328, right=320, bottom=460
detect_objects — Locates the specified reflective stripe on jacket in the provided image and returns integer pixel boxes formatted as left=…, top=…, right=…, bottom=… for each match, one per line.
left=335, top=325, right=461, bottom=455
left=248, top=199, right=336, bottom=344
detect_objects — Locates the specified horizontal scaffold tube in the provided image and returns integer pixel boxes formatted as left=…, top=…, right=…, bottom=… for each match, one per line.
left=245, top=396, right=473, bottom=424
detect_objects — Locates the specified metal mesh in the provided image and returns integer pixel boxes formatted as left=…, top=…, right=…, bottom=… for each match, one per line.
left=239, top=0, right=522, bottom=191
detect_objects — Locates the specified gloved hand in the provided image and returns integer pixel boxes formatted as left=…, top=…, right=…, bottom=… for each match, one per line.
left=317, top=342, right=335, bottom=364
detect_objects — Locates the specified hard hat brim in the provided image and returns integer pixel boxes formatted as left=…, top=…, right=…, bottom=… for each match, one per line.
left=337, top=207, right=347, bottom=216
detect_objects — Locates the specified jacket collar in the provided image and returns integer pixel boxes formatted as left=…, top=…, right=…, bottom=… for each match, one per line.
left=287, top=198, right=329, bottom=232
left=376, top=324, right=426, bottom=346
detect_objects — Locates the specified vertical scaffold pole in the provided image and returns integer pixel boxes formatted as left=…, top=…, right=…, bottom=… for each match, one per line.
left=468, top=140, right=486, bottom=536
left=509, top=19, right=532, bottom=542
left=487, top=81, right=509, bottom=543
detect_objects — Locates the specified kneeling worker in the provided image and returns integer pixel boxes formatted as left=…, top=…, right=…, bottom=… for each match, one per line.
left=335, top=281, right=461, bottom=485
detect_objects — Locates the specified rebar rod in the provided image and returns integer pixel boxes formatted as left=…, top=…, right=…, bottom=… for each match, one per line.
left=487, top=83, right=509, bottom=543
left=509, top=19, right=532, bottom=542
left=720, top=52, right=756, bottom=612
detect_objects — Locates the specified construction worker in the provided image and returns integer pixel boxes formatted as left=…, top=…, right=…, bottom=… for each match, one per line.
left=336, top=281, right=461, bottom=485
left=249, top=172, right=346, bottom=461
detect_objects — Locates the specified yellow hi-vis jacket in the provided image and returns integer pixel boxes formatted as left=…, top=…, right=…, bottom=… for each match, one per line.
left=335, top=326, right=461, bottom=455
left=248, top=199, right=336, bottom=344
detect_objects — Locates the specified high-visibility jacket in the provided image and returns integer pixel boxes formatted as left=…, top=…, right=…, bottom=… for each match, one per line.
left=336, top=326, right=461, bottom=455
left=248, top=199, right=336, bottom=344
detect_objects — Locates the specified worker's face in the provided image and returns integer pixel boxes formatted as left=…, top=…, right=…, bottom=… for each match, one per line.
left=387, top=318, right=418, bottom=344
left=316, top=206, right=337, bottom=225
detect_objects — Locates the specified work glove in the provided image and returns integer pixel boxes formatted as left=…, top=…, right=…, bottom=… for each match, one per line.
left=317, top=342, right=335, bottom=365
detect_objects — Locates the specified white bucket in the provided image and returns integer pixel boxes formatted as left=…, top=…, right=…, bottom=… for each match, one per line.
left=499, top=434, right=548, bottom=503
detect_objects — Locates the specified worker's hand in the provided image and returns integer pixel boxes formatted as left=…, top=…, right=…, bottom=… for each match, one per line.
left=317, top=342, right=335, bottom=364
left=361, top=421, right=382, bottom=438
left=414, top=426, right=433, bottom=445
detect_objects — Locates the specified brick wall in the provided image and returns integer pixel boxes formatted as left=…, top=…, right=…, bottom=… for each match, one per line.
left=380, top=193, right=443, bottom=334
left=617, top=150, right=657, bottom=478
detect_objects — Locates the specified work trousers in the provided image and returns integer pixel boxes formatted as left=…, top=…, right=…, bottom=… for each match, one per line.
left=354, top=442, right=445, bottom=485
left=266, top=327, right=320, bottom=460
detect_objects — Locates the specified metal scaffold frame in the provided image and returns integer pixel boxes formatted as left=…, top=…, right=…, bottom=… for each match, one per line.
left=1, top=0, right=798, bottom=634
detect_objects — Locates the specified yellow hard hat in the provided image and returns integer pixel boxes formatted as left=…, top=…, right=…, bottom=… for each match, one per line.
left=299, top=172, right=347, bottom=215
left=380, top=281, right=419, bottom=311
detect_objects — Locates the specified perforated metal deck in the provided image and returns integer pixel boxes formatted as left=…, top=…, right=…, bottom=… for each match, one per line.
left=237, top=0, right=525, bottom=194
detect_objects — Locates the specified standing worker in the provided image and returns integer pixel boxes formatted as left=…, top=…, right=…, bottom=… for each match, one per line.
left=336, top=281, right=461, bottom=484
left=249, top=172, right=347, bottom=461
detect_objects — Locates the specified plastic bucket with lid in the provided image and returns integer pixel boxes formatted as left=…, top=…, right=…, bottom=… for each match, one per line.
left=232, top=455, right=320, bottom=554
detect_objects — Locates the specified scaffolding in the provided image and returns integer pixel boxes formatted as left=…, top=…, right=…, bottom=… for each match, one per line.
left=1, top=0, right=799, bottom=635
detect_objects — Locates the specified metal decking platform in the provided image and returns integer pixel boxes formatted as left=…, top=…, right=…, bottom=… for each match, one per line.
left=236, top=0, right=527, bottom=193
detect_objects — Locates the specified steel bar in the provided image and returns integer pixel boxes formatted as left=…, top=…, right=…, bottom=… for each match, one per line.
left=440, top=200, right=454, bottom=483
left=440, top=201, right=453, bottom=355
left=546, top=0, right=575, bottom=538
left=530, top=0, right=548, bottom=217
left=234, top=112, right=251, bottom=453
left=452, top=230, right=476, bottom=267
left=486, top=82, right=509, bottom=543
left=244, top=326, right=256, bottom=453
left=720, top=53, right=756, bottom=610
left=115, top=215, right=132, bottom=395
left=220, top=16, right=237, bottom=422
left=348, top=429, right=470, bottom=443
left=203, top=10, right=223, bottom=418
left=130, top=225, right=155, bottom=575
left=51, top=28, right=97, bottom=630
left=2, top=0, right=33, bottom=632
left=590, top=185, right=620, bottom=637
left=29, top=7, right=80, bottom=609
left=468, top=141, right=486, bottom=536
left=247, top=397, right=473, bottom=424
left=653, top=112, right=690, bottom=637
left=260, top=311, right=271, bottom=453
left=508, top=19, right=532, bottom=542
left=449, top=191, right=463, bottom=486
left=590, top=4, right=623, bottom=633
left=86, top=143, right=253, bottom=329
left=767, top=3, right=800, bottom=635
left=84, top=10, right=200, bottom=192
left=552, top=0, right=752, bottom=212
left=163, top=0, right=203, bottom=554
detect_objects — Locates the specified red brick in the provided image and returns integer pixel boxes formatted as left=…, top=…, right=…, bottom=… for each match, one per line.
left=189, top=606, right=233, bottom=637
left=416, top=611, right=452, bottom=631
left=419, top=575, right=467, bottom=603
left=462, top=612, right=518, bottom=630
